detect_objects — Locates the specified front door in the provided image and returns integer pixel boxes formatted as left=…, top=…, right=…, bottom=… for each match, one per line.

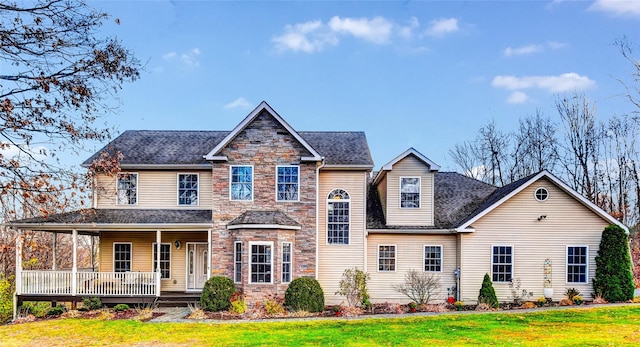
left=186, top=243, right=208, bottom=290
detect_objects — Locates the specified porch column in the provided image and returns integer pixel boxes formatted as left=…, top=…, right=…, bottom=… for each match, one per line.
left=156, top=230, right=161, bottom=297
left=71, top=229, right=77, bottom=296
left=52, top=232, right=57, bottom=271
left=15, top=229, right=23, bottom=295
left=207, top=228, right=212, bottom=280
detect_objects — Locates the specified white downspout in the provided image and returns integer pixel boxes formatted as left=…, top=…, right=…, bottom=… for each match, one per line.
left=315, top=157, right=325, bottom=280
left=363, top=171, right=368, bottom=272
left=207, top=227, right=212, bottom=281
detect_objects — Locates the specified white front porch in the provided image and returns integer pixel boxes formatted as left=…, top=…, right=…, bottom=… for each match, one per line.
left=18, top=270, right=160, bottom=296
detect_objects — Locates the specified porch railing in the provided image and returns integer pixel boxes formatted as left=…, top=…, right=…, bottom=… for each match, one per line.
left=19, top=270, right=159, bottom=297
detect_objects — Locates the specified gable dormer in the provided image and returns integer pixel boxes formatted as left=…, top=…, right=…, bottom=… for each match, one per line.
left=373, top=148, right=439, bottom=226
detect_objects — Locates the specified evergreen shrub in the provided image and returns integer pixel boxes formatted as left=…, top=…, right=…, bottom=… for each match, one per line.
left=284, top=277, right=325, bottom=312
left=593, top=225, right=635, bottom=302
left=478, top=273, right=499, bottom=308
left=200, top=276, right=236, bottom=312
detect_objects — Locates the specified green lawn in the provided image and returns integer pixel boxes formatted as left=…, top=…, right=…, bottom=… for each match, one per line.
left=1, top=305, right=639, bottom=346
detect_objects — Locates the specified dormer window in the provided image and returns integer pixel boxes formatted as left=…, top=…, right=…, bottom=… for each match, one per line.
left=400, top=177, right=420, bottom=208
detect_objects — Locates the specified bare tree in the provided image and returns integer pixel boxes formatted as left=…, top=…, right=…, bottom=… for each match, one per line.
left=614, top=36, right=640, bottom=121
left=513, top=110, right=560, bottom=177
left=393, top=269, right=441, bottom=305
left=557, top=93, right=601, bottom=202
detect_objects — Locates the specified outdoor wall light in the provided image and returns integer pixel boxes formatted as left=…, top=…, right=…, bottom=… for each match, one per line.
left=174, top=240, right=182, bottom=249
left=537, top=215, right=547, bottom=221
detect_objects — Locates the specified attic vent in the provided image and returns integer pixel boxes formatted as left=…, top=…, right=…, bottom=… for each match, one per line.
left=276, top=130, right=288, bottom=135
left=534, top=187, right=549, bottom=202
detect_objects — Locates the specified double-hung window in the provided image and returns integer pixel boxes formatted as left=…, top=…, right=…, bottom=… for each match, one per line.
left=492, top=246, right=513, bottom=282
left=424, top=245, right=442, bottom=272
left=234, top=241, right=242, bottom=283
left=152, top=243, right=171, bottom=279
left=230, top=166, right=253, bottom=201
left=400, top=177, right=420, bottom=208
left=117, top=173, right=137, bottom=205
left=178, top=174, right=198, bottom=205
left=378, top=245, right=396, bottom=272
left=250, top=242, right=272, bottom=283
left=327, top=189, right=350, bottom=244
left=277, top=166, right=299, bottom=201
left=567, top=246, right=588, bottom=283
left=282, top=242, right=292, bottom=283
left=113, top=243, right=132, bottom=273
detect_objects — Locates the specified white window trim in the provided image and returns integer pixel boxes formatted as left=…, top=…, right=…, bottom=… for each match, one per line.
left=115, top=172, right=138, bottom=206
left=229, top=165, right=254, bottom=201
left=399, top=176, right=421, bottom=209
left=491, top=245, right=514, bottom=283
left=377, top=244, right=397, bottom=272
left=534, top=186, right=549, bottom=202
left=113, top=242, right=132, bottom=272
left=177, top=173, right=200, bottom=206
left=423, top=244, right=443, bottom=273
left=566, top=245, right=589, bottom=284
left=275, top=165, right=300, bottom=202
left=152, top=242, right=172, bottom=279
left=234, top=241, right=242, bottom=284
left=249, top=241, right=274, bottom=284
left=281, top=241, right=293, bottom=284
left=326, top=188, right=351, bottom=246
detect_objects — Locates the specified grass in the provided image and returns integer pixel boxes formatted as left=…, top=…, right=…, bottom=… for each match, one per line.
left=1, top=305, right=639, bottom=346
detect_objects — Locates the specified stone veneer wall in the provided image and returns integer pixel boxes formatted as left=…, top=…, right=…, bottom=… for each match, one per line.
left=210, top=110, right=318, bottom=302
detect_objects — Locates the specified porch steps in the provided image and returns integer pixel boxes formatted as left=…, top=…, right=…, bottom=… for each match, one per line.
left=156, top=292, right=201, bottom=307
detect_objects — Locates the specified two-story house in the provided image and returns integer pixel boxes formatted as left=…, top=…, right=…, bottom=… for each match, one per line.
left=10, top=101, right=627, bottom=309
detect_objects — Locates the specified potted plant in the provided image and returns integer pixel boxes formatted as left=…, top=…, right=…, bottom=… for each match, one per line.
left=543, top=258, right=554, bottom=299
left=408, top=302, right=418, bottom=313
left=454, top=301, right=464, bottom=311
left=572, top=295, right=583, bottom=305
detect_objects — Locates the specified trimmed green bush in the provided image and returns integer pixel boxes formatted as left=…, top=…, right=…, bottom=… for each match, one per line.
left=285, top=277, right=325, bottom=312
left=46, top=305, right=65, bottom=316
left=593, top=225, right=635, bottom=302
left=478, top=273, right=499, bottom=308
left=200, top=276, right=236, bottom=312
left=81, top=297, right=102, bottom=311
left=113, top=304, right=130, bottom=312
left=0, top=275, right=14, bottom=324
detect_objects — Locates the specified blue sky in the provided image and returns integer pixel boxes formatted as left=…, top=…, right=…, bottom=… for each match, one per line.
left=91, top=0, right=639, bottom=171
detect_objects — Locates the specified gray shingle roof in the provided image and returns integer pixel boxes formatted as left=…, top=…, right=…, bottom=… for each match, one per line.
left=227, top=210, right=300, bottom=227
left=11, top=209, right=212, bottom=225
left=83, top=130, right=373, bottom=167
left=367, top=172, right=498, bottom=230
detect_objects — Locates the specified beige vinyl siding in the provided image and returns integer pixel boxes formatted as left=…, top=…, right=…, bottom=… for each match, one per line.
left=385, top=155, right=434, bottom=226
left=100, top=231, right=208, bottom=291
left=459, top=178, right=609, bottom=303
left=378, top=174, right=388, bottom=216
left=317, top=170, right=368, bottom=305
left=95, top=170, right=213, bottom=209
left=367, top=234, right=457, bottom=303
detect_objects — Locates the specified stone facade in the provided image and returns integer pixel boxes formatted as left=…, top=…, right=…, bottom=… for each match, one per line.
left=210, top=110, right=318, bottom=302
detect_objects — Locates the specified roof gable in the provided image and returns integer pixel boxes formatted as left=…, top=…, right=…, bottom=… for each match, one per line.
left=204, top=101, right=321, bottom=162
left=456, top=170, right=628, bottom=232
left=373, top=147, right=440, bottom=185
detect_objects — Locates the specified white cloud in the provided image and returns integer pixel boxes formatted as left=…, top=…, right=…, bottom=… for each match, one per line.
left=424, top=18, right=459, bottom=37
left=504, top=44, right=544, bottom=57
left=588, top=0, right=640, bottom=17
left=272, top=20, right=337, bottom=53
left=224, top=97, right=252, bottom=110
left=0, top=144, right=48, bottom=164
left=162, top=48, right=201, bottom=68
left=328, top=16, right=393, bottom=44
left=492, top=73, right=596, bottom=93
left=547, top=41, right=568, bottom=50
left=506, top=91, right=530, bottom=104
left=398, top=17, right=420, bottom=39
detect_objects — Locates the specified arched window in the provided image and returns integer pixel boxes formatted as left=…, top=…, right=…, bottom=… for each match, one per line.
left=327, top=189, right=350, bottom=244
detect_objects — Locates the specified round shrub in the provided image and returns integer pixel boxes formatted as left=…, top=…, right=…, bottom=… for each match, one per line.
left=200, top=276, right=236, bottom=312
left=113, top=304, right=130, bottom=312
left=284, top=277, right=325, bottom=312
left=81, top=297, right=102, bottom=311
left=46, top=305, right=65, bottom=316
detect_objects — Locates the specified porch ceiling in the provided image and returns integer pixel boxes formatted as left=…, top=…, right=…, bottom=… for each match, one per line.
left=7, top=208, right=213, bottom=232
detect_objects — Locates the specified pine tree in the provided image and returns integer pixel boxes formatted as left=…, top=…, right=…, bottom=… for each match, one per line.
left=478, top=273, right=499, bottom=308
left=593, top=225, right=635, bottom=302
